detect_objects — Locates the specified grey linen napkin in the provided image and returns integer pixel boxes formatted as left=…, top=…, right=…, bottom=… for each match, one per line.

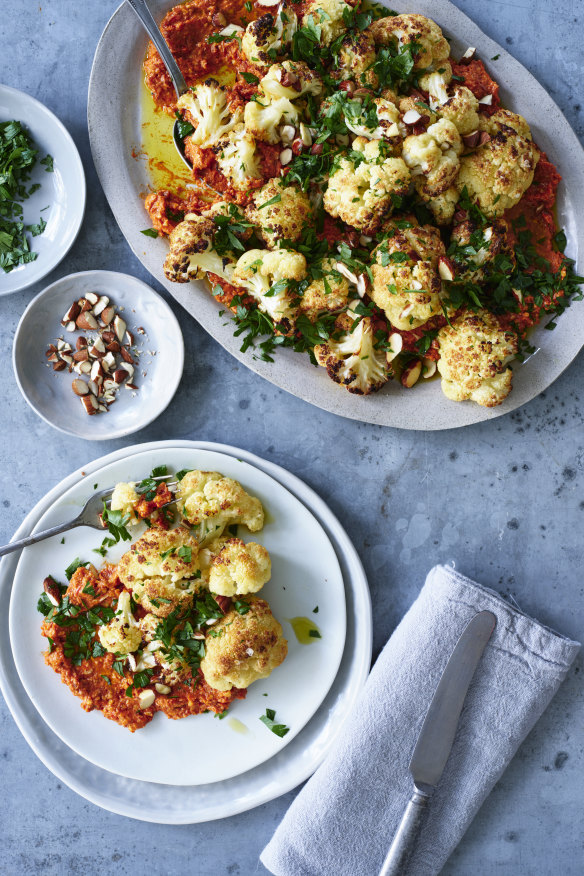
left=261, top=564, right=580, bottom=876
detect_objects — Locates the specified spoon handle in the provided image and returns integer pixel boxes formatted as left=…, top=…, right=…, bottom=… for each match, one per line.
left=125, top=0, right=187, bottom=98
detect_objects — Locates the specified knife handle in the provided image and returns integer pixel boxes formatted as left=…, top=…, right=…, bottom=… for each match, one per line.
left=378, top=789, right=430, bottom=876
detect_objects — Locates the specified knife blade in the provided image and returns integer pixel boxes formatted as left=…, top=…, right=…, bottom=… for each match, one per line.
left=379, top=609, right=497, bottom=876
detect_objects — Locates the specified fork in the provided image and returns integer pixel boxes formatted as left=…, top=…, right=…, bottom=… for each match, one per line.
left=0, top=478, right=178, bottom=558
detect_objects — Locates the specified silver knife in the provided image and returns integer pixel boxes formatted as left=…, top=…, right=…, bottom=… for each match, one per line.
left=379, top=609, right=497, bottom=876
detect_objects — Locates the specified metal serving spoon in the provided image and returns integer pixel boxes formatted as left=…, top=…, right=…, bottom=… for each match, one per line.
left=125, top=0, right=191, bottom=169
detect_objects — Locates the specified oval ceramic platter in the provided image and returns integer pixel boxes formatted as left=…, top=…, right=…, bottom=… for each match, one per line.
left=88, top=0, right=584, bottom=430
left=0, top=84, right=86, bottom=295
left=9, top=447, right=346, bottom=786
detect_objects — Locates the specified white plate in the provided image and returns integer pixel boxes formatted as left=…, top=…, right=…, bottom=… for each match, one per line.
left=0, top=84, right=86, bottom=295
left=88, top=0, right=584, bottom=431
left=12, top=270, right=184, bottom=440
left=9, top=447, right=346, bottom=786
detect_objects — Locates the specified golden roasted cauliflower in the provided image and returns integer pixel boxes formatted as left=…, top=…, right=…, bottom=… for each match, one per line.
left=211, top=124, right=261, bottom=192
left=298, top=258, right=350, bottom=321
left=177, top=470, right=264, bottom=544
left=457, top=109, right=540, bottom=216
left=314, top=305, right=389, bottom=394
left=368, top=13, right=450, bottom=69
left=136, top=613, right=190, bottom=687
left=323, top=137, right=410, bottom=234
left=232, top=248, right=307, bottom=328
left=163, top=215, right=236, bottom=285
left=402, top=119, right=462, bottom=199
left=177, top=79, right=241, bottom=149
left=245, top=180, right=312, bottom=249
left=438, top=87, right=480, bottom=137
left=200, top=596, right=287, bottom=691
left=450, top=218, right=515, bottom=281
left=117, top=528, right=201, bottom=617
left=109, top=481, right=140, bottom=526
left=98, top=590, right=142, bottom=656
left=241, top=5, right=298, bottom=66
left=437, top=310, right=518, bottom=407
left=209, top=538, right=271, bottom=597
left=260, top=60, right=323, bottom=101
left=337, top=31, right=378, bottom=88
left=370, top=237, right=443, bottom=331
left=303, top=0, right=354, bottom=46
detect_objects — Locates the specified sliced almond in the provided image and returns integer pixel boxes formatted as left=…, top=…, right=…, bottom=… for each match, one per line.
left=438, top=256, right=456, bottom=282
left=399, top=302, right=415, bottom=321
left=126, top=383, right=138, bottom=391
left=53, top=360, right=67, bottom=372
left=138, top=689, right=155, bottom=709
left=72, top=379, right=89, bottom=396
left=401, top=358, right=422, bottom=388
left=386, top=332, right=403, bottom=363
left=402, top=108, right=422, bottom=125
left=120, top=362, right=134, bottom=378
left=76, top=311, right=99, bottom=331
left=106, top=340, right=121, bottom=354
left=154, top=683, right=171, bottom=695
left=98, top=404, right=108, bottom=413
left=73, top=349, right=89, bottom=362
left=79, top=360, right=92, bottom=374
left=422, top=358, right=437, bottom=378
left=61, top=302, right=81, bottom=326
left=335, top=133, right=349, bottom=146
left=102, top=352, right=116, bottom=372
left=113, top=315, right=126, bottom=343
left=103, top=378, right=117, bottom=392
left=279, top=147, right=293, bottom=166
left=87, top=379, right=100, bottom=396
left=90, top=360, right=104, bottom=383
left=101, top=330, right=116, bottom=345
left=461, top=46, right=476, bottom=61
left=47, top=352, right=60, bottom=364
left=462, top=130, right=480, bottom=149
left=78, top=298, right=93, bottom=313
left=478, top=94, right=493, bottom=105
left=85, top=292, right=99, bottom=306
left=125, top=329, right=134, bottom=346
left=75, top=336, right=87, bottom=350
left=335, top=262, right=359, bottom=285
left=113, top=368, right=128, bottom=385
left=299, top=123, right=312, bottom=147
left=100, top=305, right=115, bottom=326
left=65, top=320, right=77, bottom=333
left=356, top=274, right=367, bottom=298
left=60, top=354, right=73, bottom=366
left=80, top=393, right=98, bottom=414
left=120, top=347, right=134, bottom=365
left=280, top=124, right=296, bottom=145
left=126, top=653, right=137, bottom=672
left=92, top=295, right=110, bottom=316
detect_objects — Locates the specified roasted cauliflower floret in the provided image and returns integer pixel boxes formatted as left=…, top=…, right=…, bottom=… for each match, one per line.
left=245, top=180, right=312, bottom=249
left=110, top=481, right=140, bottom=526
left=337, top=31, right=378, bottom=89
left=437, top=86, right=480, bottom=136
left=343, top=97, right=402, bottom=145
left=370, top=237, right=443, bottom=330
left=98, top=590, right=142, bottom=656
left=437, top=310, right=518, bottom=407
left=299, top=259, right=350, bottom=321
left=402, top=119, right=462, bottom=199
left=209, top=538, right=271, bottom=597
left=163, top=215, right=236, bottom=284
left=426, top=186, right=459, bottom=226
left=117, top=528, right=201, bottom=617
left=241, top=4, right=298, bottom=66
left=418, top=62, right=452, bottom=111
left=323, top=137, right=410, bottom=234
left=177, top=79, right=241, bottom=149
left=200, top=596, right=287, bottom=691
left=303, top=0, right=353, bottom=46
left=244, top=94, right=300, bottom=144
left=368, top=13, right=450, bottom=69
left=314, top=305, right=389, bottom=394
left=232, top=248, right=306, bottom=328
left=260, top=60, right=323, bottom=101
left=177, top=471, right=264, bottom=544
left=381, top=221, right=446, bottom=266
left=211, top=124, right=261, bottom=192
left=457, top=110, right=540, bottom=216
left=136, top=613, right=190, bottom=686
left=450, top=218, right=515, bottom=281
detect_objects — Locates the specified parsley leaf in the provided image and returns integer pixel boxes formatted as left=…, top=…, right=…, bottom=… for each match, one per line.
left=260, top=707, right=290, bottom=738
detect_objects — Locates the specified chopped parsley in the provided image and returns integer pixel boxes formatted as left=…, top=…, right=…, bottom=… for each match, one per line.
left=65, top=558, right=90, bottom=581
left=260, top=708, right=290, bottom=738
left=141, top=228, right=159, bottom=238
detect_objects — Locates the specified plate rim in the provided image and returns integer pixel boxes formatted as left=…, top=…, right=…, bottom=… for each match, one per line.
left=11, top=269, right=185, bottom=440
left=0, top=440, right=372, bottom=822
left=88, top=0, right=584, bottom=431
left=0, top=83, right=87, bottom=296
left=8, top=445, right=348, bottom=786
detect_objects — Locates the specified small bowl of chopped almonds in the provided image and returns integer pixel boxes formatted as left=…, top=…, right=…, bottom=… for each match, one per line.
left=12, top=269, right=184, bottom=439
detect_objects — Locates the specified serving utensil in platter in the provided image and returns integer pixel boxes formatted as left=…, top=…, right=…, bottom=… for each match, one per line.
left=378, top=610, right=497, bottom=876
left=125, top=0, right=191, bottom=168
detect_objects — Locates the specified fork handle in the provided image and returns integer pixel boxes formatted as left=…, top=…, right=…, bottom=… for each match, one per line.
left=0, top=519, right=79, bottom=558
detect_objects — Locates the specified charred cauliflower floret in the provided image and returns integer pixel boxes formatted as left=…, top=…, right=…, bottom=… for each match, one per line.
left=323, top=137, right=410, bottom=234
left=163, top=215, right=236, bottom=285
left=343, top=97, right=402, bottom=145
left=402, top=119, right=462, bottom=199
left=418, top=62, right=452, bottom=111
left=450, top=218, right=515, bottom=281
left=244, top=94, right=300, bottom=144
left=241, top=4, right=298, bottom=66
left=232, top=248, right=306, bottom=328
left=136, top=613, right=190, bottom=687
left=370, top=238, right=443, bottom=330
left=381, top=220, right=446, bottom=266
left=260, top=60, right=323, bottom=101
left=245, top=180, right=312, bottom=249
left=457, top=110, right=540, bottom=216
left=303, top=0, right=353, bottom=46
left=209, top=538, right=271, bottom=597
left=110, top=481, right=140, bottom=526
left=177, top=79, right=242, bottom=149
left=437, top=86, right=480, bottom=137
left=98, top=590, right=142, bottom=656
left=368, top=13, right=450, bottom=69
left=426, top=186, right=459, bottom=226
left=117, top=528, right=201, bottom=618
left=200, top=596, right=287, bottom=691
left=437, top=310, right=518, bottom=407
left=211, top=124, right=261, bottom=192
left=177, top=471, right=264, bottom=544
left=337, top=31, right=378, bottom=88
left=299, top=258, right=350, bottom=321
left=314, top=305, right=389, bottom=394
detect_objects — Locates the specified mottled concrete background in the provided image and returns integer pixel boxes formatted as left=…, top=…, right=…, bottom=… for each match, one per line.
left=0, top=1, right=583, bottom=873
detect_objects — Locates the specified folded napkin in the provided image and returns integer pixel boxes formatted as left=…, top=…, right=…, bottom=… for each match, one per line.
left=261, top=565, right=580, bottom=876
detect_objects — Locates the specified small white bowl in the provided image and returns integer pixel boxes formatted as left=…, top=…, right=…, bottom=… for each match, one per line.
left=13, top=270, right=184, bottom=439
left=0, top=84, right=86, bottom=296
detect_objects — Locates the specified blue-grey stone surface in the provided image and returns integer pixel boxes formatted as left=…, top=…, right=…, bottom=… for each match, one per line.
left=0, top=1, right=583, bottom=874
